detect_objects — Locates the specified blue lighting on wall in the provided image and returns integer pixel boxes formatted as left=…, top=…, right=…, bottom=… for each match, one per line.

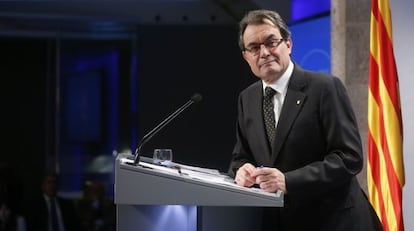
left=64, top=70, right=102, bottom=142
left=290, top=15, right=331, bottom=73
left=60, top=49, right=119, bottom=195
left=289, top=0, right=332, bottom=75
left=130, top=52, right=138, bottom=153
left=291, top=0, right=330, bottom=22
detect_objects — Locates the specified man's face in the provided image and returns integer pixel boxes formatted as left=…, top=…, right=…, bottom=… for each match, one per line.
left=42, top=175, right=58, bottom=197
left=242, top=20, right=292, bottom=83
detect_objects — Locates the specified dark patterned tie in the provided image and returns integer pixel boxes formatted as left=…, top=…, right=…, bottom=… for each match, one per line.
left=263, top=87, right=276, bottom=148
left=50, top=198, right=59, bottom=231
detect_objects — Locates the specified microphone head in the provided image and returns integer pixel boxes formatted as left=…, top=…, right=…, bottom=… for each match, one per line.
left=190, top=93, right=203, bottom=103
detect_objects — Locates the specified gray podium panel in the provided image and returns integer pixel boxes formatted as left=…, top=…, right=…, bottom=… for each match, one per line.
left=116, top=204, right=197, bottom=231
left=116, top=205, right=264, bottom=231
left=114, top=153, right=283, bottom=231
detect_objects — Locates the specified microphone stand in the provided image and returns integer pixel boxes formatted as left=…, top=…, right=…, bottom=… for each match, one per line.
left=133, top=94, right=202, bottom=165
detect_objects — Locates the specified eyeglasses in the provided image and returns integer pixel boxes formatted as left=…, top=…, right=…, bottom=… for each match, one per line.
left=243, top=38, right=286, bottom=56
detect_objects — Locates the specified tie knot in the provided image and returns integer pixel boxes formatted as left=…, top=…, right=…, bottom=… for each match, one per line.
left=265, top=87, right=276, bottom=98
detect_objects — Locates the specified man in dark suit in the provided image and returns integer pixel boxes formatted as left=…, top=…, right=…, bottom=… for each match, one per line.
left=228, top=9, right=384, bottom=231
left=25, top=174, right=78, bottom=231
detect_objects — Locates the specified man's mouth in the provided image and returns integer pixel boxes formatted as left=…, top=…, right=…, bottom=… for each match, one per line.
left=260, top=59, right=277, bottom=67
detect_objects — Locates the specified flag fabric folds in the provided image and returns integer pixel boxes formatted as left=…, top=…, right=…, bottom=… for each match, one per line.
left=367, top=0, right=405, bottom=231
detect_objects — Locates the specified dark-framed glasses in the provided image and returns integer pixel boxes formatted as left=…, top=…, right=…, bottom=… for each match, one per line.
left=244, top=38, right=286, bottom=56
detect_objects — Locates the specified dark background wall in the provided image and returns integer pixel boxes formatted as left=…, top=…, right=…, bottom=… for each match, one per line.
left=1, top=24, right=256, bottom=198
left=1, top=38, right=50, bottom=197
left=135, top=25, right=254, bottom=171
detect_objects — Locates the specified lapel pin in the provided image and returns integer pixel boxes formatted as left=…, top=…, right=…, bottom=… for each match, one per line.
left=296, top=100, right=301, bottom=105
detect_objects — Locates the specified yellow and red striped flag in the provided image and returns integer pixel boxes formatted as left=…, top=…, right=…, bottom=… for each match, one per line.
left=367, top=0, right=405, bottom=231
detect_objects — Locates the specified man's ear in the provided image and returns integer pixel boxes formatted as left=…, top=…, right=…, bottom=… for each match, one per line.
left=286, top=38, right=292, bottom=49
left=242, top=51, right=248, bottom=62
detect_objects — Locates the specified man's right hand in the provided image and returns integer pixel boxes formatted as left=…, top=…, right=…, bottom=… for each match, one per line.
left=234, top=163, right=257, bottom=187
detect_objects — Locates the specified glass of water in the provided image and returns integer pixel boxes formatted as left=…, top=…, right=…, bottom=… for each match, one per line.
left=153, top=149, right=173, bottom=165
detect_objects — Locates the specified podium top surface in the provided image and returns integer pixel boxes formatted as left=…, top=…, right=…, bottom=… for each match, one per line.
left=114, top=153, right=284, bottom=207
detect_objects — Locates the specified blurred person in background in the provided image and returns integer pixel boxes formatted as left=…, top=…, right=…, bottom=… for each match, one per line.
left=25, top=173, right=78, bottom=231
left=77, top=180, right=115, bottom=231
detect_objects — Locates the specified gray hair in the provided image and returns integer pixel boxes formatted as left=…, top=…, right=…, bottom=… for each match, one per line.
left=238, top=9, right=291, bottom=51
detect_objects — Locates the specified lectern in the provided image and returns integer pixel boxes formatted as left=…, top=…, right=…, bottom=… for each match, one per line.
left=114, top=153, right=283, bottom=231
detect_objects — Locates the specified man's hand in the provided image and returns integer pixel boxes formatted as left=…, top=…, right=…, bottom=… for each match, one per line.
left=234, top=163, right=257, bottom=187
left=251, top=167, right=286, bottom=193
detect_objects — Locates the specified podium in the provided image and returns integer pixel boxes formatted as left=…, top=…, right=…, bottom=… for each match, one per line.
left=114, top=153, right=284, bottom=231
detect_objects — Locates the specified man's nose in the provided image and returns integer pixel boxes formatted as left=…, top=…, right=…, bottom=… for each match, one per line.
left=259, top=44, right=271, bottom=56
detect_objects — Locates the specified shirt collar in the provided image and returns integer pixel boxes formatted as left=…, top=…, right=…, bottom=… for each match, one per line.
left=262, top=60, right=293, bottom=96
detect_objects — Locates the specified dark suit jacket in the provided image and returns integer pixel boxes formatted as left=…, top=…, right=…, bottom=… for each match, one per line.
left=25, top=194, right=78, bottom=231
left=228, top=64, right=383, bottom=231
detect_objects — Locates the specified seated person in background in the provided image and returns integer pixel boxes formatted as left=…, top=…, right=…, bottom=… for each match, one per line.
left=25, top=173, right=78, bottom=231
left=77, top=180, right=115, bottom=231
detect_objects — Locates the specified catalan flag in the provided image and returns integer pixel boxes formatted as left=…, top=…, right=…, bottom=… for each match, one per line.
left=367, top=0, right=405, bottom=231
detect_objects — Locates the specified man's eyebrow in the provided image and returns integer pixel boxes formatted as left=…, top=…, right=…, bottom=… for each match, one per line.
left=246, top=34, right=277, bottom=47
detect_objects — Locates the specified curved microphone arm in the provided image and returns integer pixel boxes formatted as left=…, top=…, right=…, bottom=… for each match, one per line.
left=133, top=93, right=202, bottom=165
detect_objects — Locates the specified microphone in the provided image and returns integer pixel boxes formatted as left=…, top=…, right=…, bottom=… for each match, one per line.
left=133, top=93, right=203, bottom=165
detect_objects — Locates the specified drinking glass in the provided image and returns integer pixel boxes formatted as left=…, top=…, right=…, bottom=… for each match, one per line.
left=153, top=149, right=173, bottom=165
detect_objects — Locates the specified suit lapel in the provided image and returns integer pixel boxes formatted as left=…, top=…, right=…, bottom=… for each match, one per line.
left=271, top=66, right=308, bottom=163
